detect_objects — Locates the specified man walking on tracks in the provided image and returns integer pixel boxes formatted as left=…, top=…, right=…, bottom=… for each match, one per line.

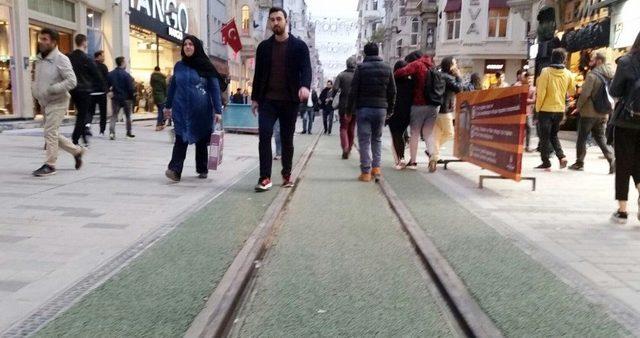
left=251, top=7, right=312, bottom=192
left=348, top=42, right=396, bottom=182
left=31, top=28, right=85, bottom=177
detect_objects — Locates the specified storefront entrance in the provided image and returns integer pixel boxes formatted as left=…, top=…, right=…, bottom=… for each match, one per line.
left=0, top=4, right=14, bottom=117
left=129, top=25, right=180, bottom=113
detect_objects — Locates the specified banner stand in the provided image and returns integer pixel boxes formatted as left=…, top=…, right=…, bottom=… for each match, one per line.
left=441, top=159, right=464, bottom=170
left=479, top=175, right=536, bottom=191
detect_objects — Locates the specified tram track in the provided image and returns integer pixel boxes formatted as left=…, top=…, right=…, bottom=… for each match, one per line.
left=186, top=135, right=501, bottom=338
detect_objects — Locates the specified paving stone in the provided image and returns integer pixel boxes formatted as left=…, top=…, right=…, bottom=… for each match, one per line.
left=0, top=235, right=29, bottom=243
left=0, top=280, right=30, bottom=292
left=82, top=223, right=129, bottom=230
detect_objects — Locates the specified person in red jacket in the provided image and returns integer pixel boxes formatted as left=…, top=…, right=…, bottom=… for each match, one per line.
left=393, top=54, right=437, bottom=170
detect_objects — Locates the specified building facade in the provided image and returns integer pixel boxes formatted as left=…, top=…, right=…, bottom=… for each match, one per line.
left=435, top=0, right=528, bottom=87
left=208, top=0, right=230, bottom=83
left=381, top=0, right=437, bottom=64
left=356, top=0, right=385, bottom=57
left=509, top=0, right=639, bottom=80
left=0, top=0, right=207, bottom=119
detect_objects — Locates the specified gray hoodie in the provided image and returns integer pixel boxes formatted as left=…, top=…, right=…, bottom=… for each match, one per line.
left=31, top=47, right=77, bottom=109
left=333, top=56, right=357, bottom=114
left=576, top=64, right=615, bottom=118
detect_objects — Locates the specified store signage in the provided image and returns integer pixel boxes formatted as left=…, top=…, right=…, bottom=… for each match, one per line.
left=130, top=0, right=190, bottom=40
left=566, top=0, right=622, bottom=24
left=454, top=86, right=529, bottom=181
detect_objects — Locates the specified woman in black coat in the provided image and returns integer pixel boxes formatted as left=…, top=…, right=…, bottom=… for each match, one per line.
left=609, top=31, right=640, bottom=224
left=387, top=60, right=413, bottom=169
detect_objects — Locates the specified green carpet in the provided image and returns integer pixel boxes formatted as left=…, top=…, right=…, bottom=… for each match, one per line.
left=35, top=136, right=314, bottom=337
left=383, top=162, right=628, bottom=337
left=236, top=137, right=455, bottom=337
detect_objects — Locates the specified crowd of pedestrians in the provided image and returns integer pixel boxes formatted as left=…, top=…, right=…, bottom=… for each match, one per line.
left=28, top=14, right=640, bottom=224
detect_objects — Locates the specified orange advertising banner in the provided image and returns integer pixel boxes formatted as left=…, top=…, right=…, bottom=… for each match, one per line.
left=454, top=86, right=529, bottom=181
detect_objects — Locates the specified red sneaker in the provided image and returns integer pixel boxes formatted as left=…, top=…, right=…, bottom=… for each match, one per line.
left=255, top=177, right=272, bottom=192
left=282, top=175, right=294, bottom=188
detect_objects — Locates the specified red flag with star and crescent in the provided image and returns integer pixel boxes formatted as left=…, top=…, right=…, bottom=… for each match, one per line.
left=221, top=19, right=242, bottom=53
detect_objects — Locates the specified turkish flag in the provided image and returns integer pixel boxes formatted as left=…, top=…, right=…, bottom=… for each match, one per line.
left=221, top=19, right=242, bottom=53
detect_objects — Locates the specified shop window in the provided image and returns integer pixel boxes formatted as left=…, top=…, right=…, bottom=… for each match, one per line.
left=0, top=5, right=13, bottom=117
left=411, top=17, right=419, bottom=45
left=446, top=11, right=461, bottom=40
left=28, top=0, right=76, bottom=22
left=86, top=9, right=102, bottom=58
left=241, top=5, right=250, bottom=34
left=488, top=8, right=509, bottom=38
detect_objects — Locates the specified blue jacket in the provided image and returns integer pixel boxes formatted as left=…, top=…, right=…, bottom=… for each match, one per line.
left=166, top=61, right=223, bottom=144
left=107, top=67, right=135, bottom=101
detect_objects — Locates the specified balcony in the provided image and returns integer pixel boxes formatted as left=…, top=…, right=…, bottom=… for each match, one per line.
left=362, top=9, right=384, bottom=20
left=421, top=0, right=438, bottom=14
left=404, top=0, right=421, bottom=16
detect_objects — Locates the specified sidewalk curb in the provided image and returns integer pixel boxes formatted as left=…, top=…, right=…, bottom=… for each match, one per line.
left=377, top=176, right=503, bottom=338
left=185, top=133, right=322, bottom=338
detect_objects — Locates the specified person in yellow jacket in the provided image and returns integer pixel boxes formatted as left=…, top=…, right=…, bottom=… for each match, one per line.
left=535, top=48, right=577, bottom=170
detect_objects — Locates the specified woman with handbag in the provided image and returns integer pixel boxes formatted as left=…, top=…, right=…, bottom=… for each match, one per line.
left=163, top=35, right=223, bottom=182
left=610, top=32, right=640, bottom=224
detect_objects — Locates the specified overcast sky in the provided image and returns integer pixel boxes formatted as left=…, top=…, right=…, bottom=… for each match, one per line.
left=308, top=0, right=357, bottom=18
left=308, top=0, right=359, bottom=80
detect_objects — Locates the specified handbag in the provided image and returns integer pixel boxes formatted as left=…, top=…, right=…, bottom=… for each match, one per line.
left=332, top=90, right=341, bottom=110
left=208, top=122, right=224, bottom=170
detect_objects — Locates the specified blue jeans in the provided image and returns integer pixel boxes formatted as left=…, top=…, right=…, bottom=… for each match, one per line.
left=357, top=107, right=386, bottom=173
left=301, top=108, right=315, bottom=133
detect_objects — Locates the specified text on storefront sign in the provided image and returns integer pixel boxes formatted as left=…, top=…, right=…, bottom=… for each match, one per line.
left=130, top=0, right=189, bottom=34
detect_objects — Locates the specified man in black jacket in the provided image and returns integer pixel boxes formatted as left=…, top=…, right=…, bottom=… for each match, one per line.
left=89, top=50, right=109, bottom=135
left=68, top=34, right=101, bottom=146
left=319, top=80, right=335, bottom=134
left=348, top=42, right=396, bottom=182
left=251, top=7, right=312, bottom=192
left=300, top=89, right=319, bottom=134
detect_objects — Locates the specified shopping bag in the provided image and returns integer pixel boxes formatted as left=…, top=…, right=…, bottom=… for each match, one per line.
left=208, top=130, right=224, bottom=170
left=332, top=90, right=341, bottom=109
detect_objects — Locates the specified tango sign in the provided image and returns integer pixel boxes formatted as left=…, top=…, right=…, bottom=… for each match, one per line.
left=130, top=0, right=190, bottom=35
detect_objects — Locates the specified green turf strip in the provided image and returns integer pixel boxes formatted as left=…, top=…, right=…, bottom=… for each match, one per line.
left=383, top=164, right=628, bottom=337
left=35, top=136, right=314, bottom=337
left=236, top=137, right=454, bottom=337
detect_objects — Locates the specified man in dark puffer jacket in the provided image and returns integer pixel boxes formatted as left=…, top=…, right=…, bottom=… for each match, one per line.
left=348, top=42, right=396, bottom=182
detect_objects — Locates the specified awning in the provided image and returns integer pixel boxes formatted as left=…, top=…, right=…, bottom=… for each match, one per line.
left=489, top=0, right=509, bottom=9
left=443, top=0, right=461, bottom=12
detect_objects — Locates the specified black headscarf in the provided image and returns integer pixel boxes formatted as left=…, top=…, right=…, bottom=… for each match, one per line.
left=181, top=35, right=219, bottom=78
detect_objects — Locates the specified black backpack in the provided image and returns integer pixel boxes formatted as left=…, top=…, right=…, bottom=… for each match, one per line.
left=590, top=72, right=614, bottom=114
left=424, top=68, right=446, bottom=106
